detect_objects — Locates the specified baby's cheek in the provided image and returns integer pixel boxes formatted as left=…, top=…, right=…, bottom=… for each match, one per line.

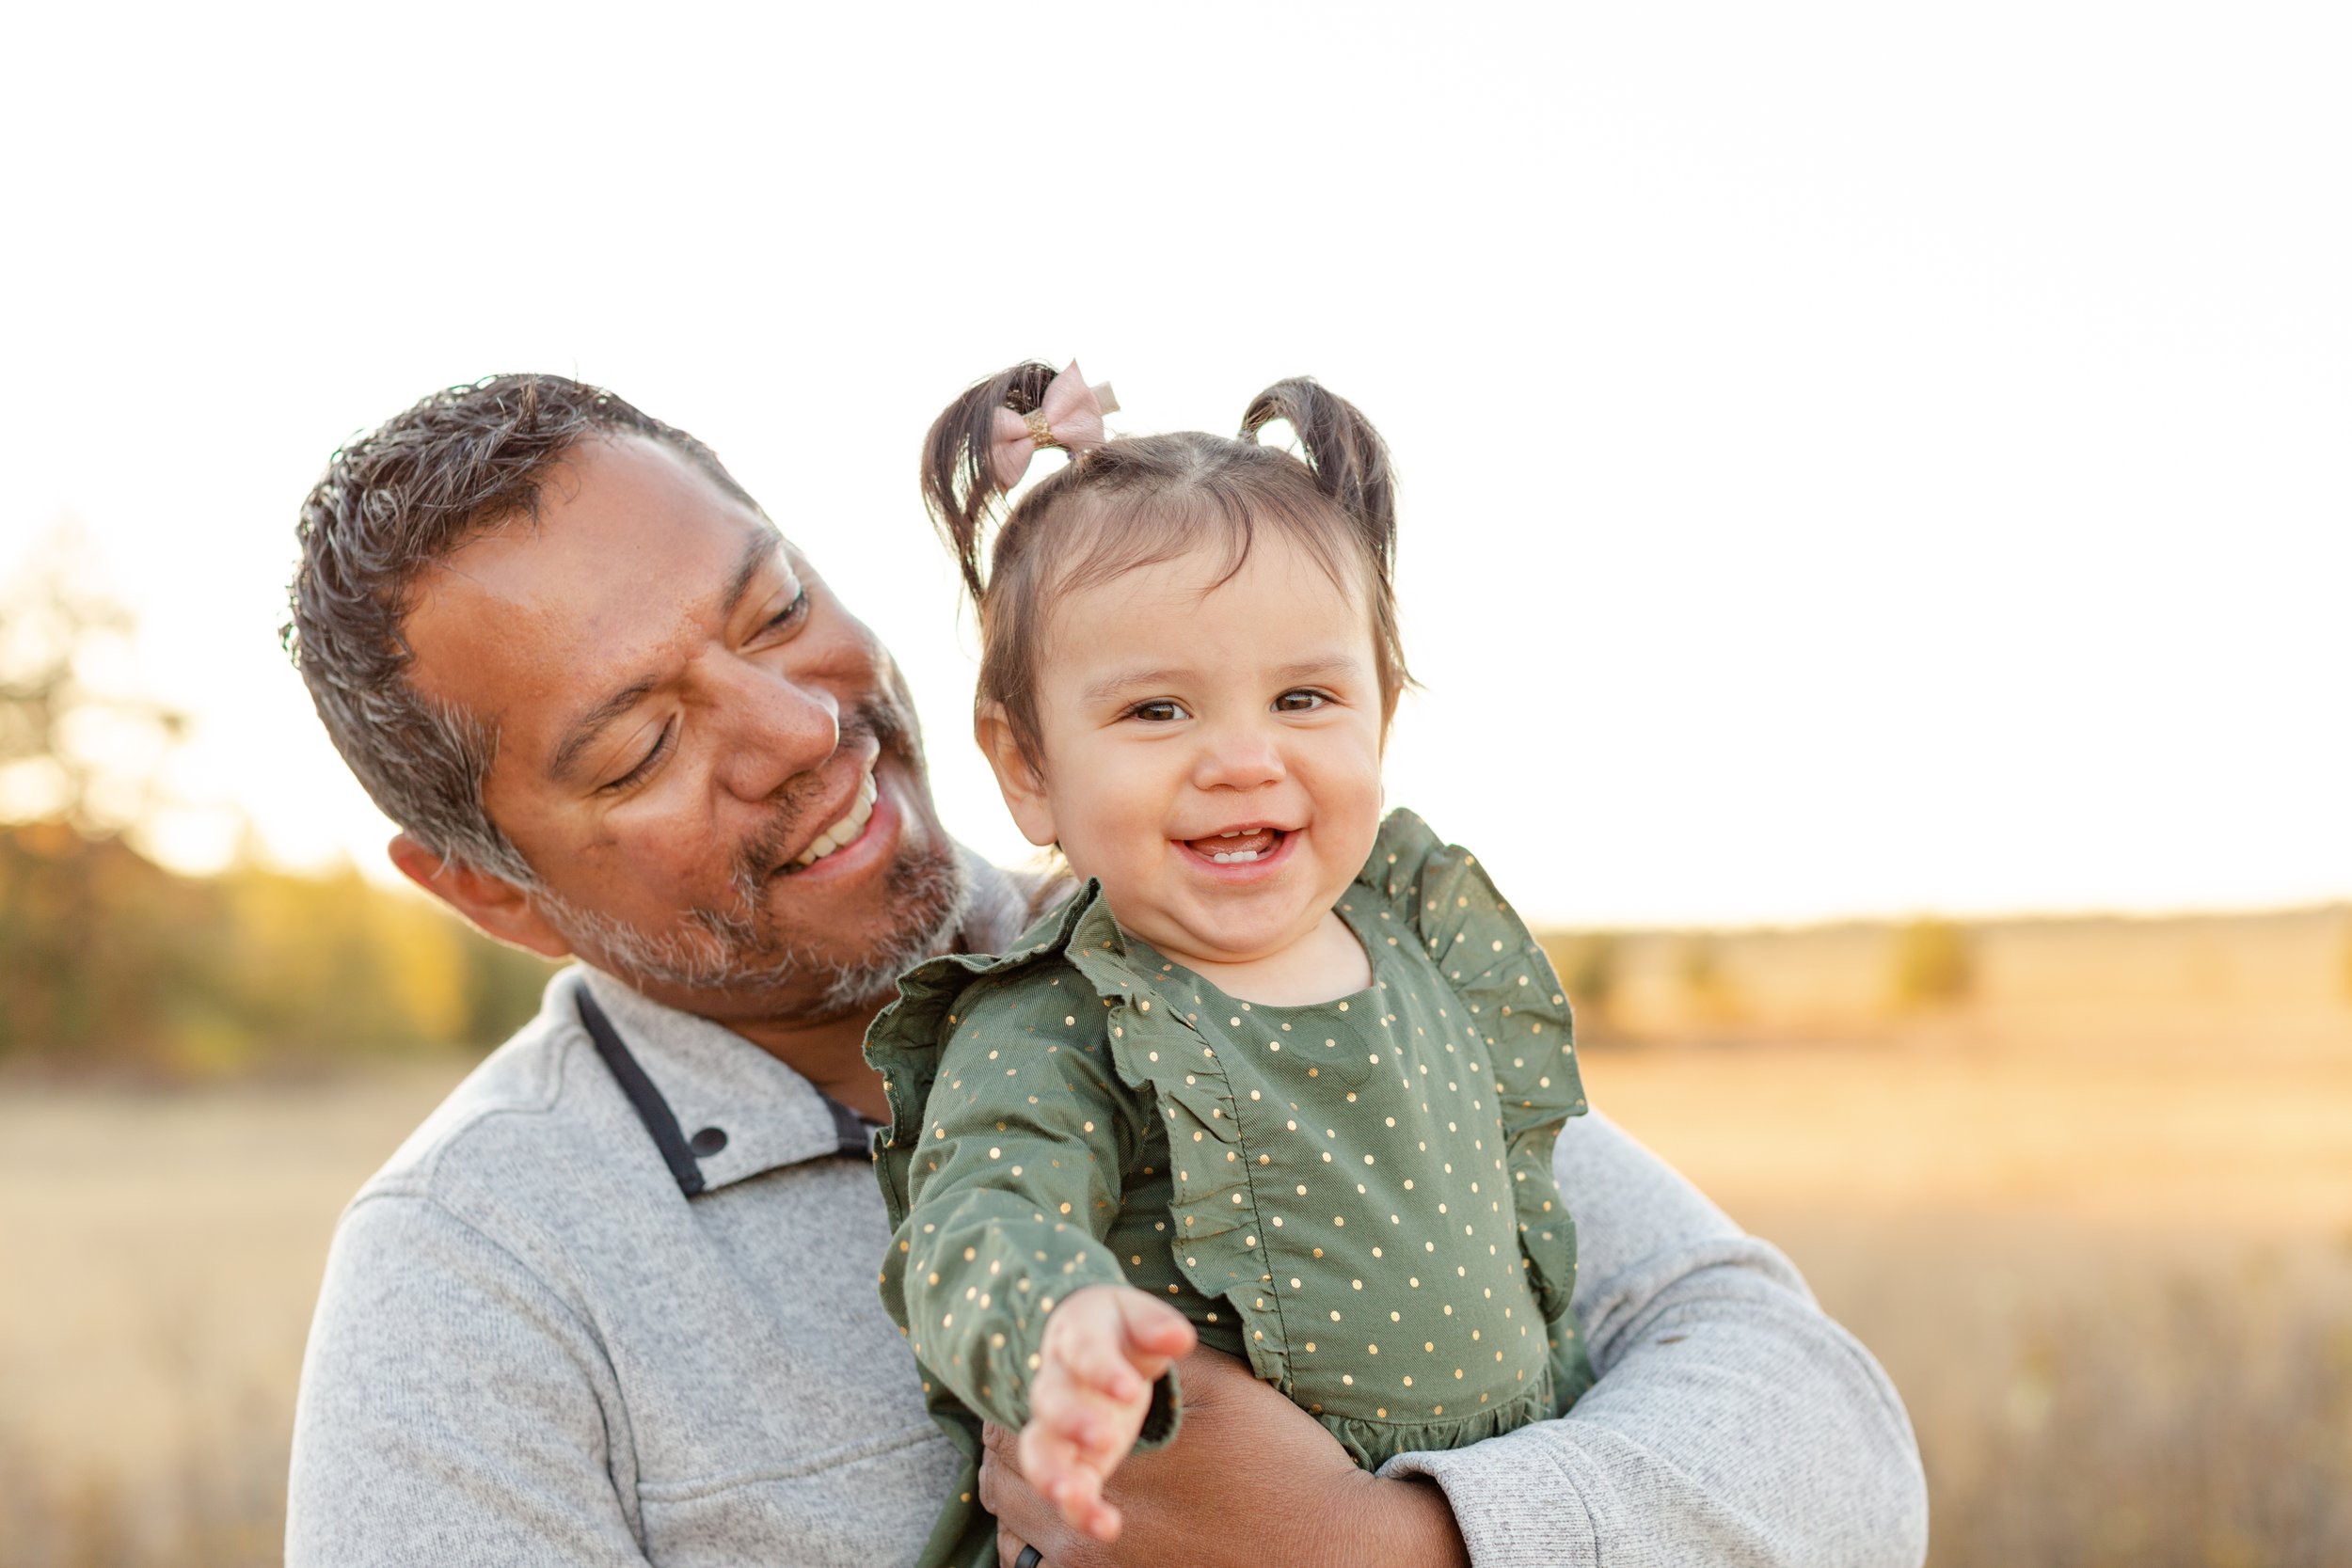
left=1319, top=764, right=1387, bottom=863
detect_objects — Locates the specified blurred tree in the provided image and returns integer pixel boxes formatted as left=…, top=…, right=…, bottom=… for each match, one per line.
left=0, top=818, right=211, bottom=1066
left=1539, top=930, right=1622, bottom=1041
left=0, top=526, right=555, bottom=1074
left=1891, top=916, right=1976, bottom=1010
left=0, top=524, right=186, bottom=837
left=1677, top=934, right=1743, bottom=1026
left=0, top=526, right=199, bottom=1066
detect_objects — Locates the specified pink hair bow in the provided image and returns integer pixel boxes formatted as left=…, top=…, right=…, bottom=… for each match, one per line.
left=989, top=362, right=1120, bottom=488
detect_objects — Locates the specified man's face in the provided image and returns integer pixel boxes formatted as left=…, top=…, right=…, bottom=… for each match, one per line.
left=401, top=434, right=962, bottom=1022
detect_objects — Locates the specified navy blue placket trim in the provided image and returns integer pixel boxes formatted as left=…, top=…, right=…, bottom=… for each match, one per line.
left=576, top=988, right=707, bottom=1197
left=824, top=1093, right=880, bottom=1159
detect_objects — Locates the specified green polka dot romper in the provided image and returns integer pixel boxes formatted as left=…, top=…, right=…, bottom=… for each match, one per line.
left=866, top=808, right=1593, bottom=1568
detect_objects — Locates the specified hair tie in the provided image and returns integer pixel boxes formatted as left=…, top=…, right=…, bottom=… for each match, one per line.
left=990, top=362, right=1119, bottom=488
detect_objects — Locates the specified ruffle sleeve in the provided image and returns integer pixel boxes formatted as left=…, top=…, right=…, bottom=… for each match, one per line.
left=1359, top=808, right=1588, bottom=1328
left=866, top=886, right=1095, bottom=1227
left=1049, top=894, right=1297, bottom=1390
left=866, top=885, right=1181, bottom=1453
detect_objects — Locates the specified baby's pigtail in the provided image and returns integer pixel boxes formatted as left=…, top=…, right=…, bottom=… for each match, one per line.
left=1243, top=377, right=1416, bottom=721
left=920, top=361, right=1062, bottom=603
left=1239, top=378, right=1399, bottom=579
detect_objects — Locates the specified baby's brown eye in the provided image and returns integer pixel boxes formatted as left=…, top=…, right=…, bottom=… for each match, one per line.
left=1131, top=700, right=1191, bottom=722
left=1275, top=689, right=1327, bottom=712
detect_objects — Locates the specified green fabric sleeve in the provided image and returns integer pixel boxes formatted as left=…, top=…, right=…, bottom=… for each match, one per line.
left=893, top=977, right=1159, bottom=1434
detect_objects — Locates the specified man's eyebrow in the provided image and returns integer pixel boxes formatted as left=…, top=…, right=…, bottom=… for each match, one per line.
left=548, top=678, right=660, bottom=784
left=720, top=526, right=783, bottom=618
left=547, top=530, right=784, bottom=784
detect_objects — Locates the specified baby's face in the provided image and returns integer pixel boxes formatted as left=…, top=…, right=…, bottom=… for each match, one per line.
left=999, top=530, right=1385, bottom=972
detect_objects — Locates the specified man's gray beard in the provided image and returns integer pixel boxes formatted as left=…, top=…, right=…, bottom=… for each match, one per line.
left=538, top=836, right=970, bottom=1019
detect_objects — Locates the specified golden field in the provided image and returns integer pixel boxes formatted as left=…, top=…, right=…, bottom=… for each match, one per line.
left=3, top=908, right=2349, bottom=1567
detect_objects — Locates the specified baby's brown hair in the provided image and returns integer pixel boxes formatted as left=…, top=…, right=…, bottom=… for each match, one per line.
left=919, top=361, right=1414, bottom=770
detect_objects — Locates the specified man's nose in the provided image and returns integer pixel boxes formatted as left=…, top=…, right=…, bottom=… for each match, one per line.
left=1190, top=719, right=1287, bottom=793
left=710, top=660, right=841, bottom=801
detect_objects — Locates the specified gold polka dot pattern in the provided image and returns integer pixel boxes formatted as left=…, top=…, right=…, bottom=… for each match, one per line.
left=868, top=808, right=1595, bottom=1488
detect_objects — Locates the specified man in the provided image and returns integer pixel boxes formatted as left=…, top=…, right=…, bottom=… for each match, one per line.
left=282, top=374, right=1928, bottom=1567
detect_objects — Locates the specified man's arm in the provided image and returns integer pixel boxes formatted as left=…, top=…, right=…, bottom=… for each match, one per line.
left=286, top=1193, right=652, bottom=1568
left=980, top=1112, right=1929, bottom=1568
left=1377, top=1111, right=1930, bottom=1566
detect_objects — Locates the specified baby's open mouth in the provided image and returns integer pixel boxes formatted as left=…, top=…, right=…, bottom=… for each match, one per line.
left=1184, top=827, right=1284, bottom=864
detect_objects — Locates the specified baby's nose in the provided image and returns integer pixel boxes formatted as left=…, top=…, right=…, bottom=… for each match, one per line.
left=1191, top=726, right=1287, bottom=791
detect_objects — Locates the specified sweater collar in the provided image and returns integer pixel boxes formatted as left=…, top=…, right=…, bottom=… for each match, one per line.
left=564, top=849, right=1056, bottom=1196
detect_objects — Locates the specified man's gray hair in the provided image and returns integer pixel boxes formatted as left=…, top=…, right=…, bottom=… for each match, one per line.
left=283, top=375, right=761, bottom=882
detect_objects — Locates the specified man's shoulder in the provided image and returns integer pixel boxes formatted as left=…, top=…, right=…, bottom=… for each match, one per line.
left=348, top=968, right=622, bottom=1221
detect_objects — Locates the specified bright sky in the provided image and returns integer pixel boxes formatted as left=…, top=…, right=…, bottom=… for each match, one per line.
left=3, top=3, right=2345, bottom=927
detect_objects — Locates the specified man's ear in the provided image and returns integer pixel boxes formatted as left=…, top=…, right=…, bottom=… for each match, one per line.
left=388, top=832, right=574, bottom=960
left=975, top=705, right=1058, bottom=848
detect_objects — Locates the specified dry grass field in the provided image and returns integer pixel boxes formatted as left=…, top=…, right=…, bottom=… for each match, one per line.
left=3, top=908, right=2348, bottom=1567
left=1597, top=1043, right=2352, bottom=1568
left=0, top=1068, right=463, bottom=1568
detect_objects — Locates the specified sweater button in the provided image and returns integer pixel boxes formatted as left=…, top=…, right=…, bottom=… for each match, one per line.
left=690, top=1126, right=729, bottom=1156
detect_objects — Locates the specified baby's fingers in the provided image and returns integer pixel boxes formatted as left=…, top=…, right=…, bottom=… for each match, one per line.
left=1055, top=1321, right=1151, bottom=1404
left=1113, top=1291, right=1199, bottom=1374
left=1030, top=1366, right=1137, bottom=1465
left=1016, top=1411, right=1082, bottom=1491
left=1016, top=1420, right=1123, bottom=1539
left=1011, top=1429, right=1120, bottom=1551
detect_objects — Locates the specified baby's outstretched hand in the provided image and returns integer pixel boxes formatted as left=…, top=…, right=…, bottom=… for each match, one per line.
left=1020, top=1284, right=1198, bottom=1542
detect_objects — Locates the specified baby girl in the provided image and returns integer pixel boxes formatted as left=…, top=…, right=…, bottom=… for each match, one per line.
left=866, top=362, right=1590, bottom=1566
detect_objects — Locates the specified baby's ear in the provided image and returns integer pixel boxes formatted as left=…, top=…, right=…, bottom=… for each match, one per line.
left=976, top=705, right=1058, bottom=848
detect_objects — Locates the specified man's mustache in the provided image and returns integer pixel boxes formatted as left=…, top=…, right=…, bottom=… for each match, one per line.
left=718, top=697, right=916, bottom=909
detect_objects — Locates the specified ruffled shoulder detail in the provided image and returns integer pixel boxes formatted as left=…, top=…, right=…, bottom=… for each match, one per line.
left=866, top=879, right=1288, bottom=1381
left=992, top=892, right=1301, bottom=1390
left=865, top=882, right=1099, bottom=1219
left=1357, top=807, right=1588, bottom=1323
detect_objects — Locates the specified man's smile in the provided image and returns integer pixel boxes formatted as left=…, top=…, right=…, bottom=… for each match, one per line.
left=787, top=763, right=880, bottom=870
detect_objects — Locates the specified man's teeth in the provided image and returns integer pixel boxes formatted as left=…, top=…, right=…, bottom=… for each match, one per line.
left=790, top=770, right=879, bottom=868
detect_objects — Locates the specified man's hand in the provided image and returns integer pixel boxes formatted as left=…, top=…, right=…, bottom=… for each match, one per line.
left=1021, top=1285, right=1198, bottom=1542
left=984, top=1345, right=1470, bottom=1568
